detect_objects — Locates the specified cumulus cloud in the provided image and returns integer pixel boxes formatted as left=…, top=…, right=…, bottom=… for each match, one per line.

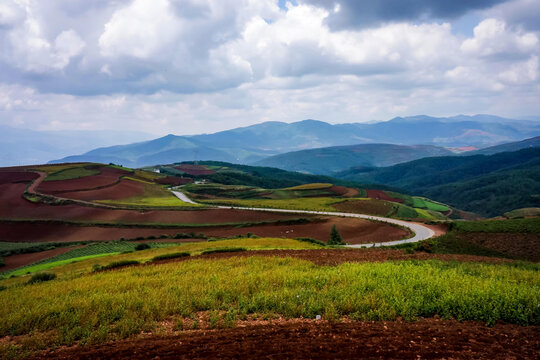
left=299, top=0, right=509, bottom=29
left=0, top=0, right=538, bottom=134
left=485, top=0, right=540, bottom=31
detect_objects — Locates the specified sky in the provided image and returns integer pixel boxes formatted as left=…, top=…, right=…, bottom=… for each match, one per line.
left=0, top=0, right=539, bottom=135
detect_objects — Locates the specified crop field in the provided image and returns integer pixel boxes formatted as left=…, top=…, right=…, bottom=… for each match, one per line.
left=42, top=166, right=101, bottom=182
left=0, top=256, right=538, bottom=358
left=284, top=183, right=333, bottom=190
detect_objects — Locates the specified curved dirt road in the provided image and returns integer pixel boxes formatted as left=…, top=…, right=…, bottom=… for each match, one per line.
left=171, top=190, right=436, bottom=247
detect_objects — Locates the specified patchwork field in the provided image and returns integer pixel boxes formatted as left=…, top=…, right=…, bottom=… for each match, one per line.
left=1, top=162, right=538, bottom=359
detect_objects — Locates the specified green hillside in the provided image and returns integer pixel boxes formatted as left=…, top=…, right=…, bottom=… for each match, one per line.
left=337, top=148, right=540, bottom=217
left=254, top=144, right=454, bottom=174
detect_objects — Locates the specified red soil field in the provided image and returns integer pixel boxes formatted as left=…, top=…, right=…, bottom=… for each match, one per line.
left=155, top=176, right=192, bottom=186
left=0, top=171, right=39, bottom=184
left=60, top=179, right=145, bottom=201
left=0, top=182, right=315, bottom=224
left=329, top=185, right=359, bottom=197
left=365, top=189, right=404, bottom=203
left=34, top=319, right=538, bottom=360
left=1, top=246, right=83, bottom=271
left=0, top=216, right=406, bottom=244
left=37, top=166, right=130, bottom=193
left=174, top=165, right=216, bottom=176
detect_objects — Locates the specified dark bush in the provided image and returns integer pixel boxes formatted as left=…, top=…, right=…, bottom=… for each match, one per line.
left=95, top=260, right=140, bottom=271
left=28, top=272, right=57, bottom=284
left=152, top=252, right=190, bottom=261
left=135, top=243, right=151, bottom=251
left=295, top=237, right=326, bottom=246
left=201, top=247, right=247, bottom=255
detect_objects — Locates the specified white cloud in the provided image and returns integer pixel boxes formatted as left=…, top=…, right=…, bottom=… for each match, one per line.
left=99, top=0, right=179, bottom=59
left=461, top=18, right=538, bottom=57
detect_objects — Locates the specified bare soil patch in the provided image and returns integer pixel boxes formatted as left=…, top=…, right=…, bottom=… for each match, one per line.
left=329, top=185, right=359, bottom=197
left=0, top=217, right=406, bottom=244
left=174, top=165, right=216, bottom=176
left=34, top=319, right=539, bottom=360
left=332, top=198, right=394, bottom=216
left=0, top=171, right=39, bottom=184
left=1, top=246, right=83, bottom=271
left=460, top=232, right=540, bottom=262
left=37, top=167, right=129, bottom=193
left=155, top=176, right=192, bottom=186
left=60, top=179, right=145, bottom=201
left=365, top=189, right=404, bottom=203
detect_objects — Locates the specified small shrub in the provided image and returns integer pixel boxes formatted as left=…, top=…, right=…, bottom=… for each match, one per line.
left=201, top=247, right=247, bottom=255
left=152, top=252, right=190, bottom=261
left=135, top=243, right=151, bottom=251
left=0, top=285, right=7, bottom=292
left=328, top=225, right=344, bottom=245
left=27, top=272, right=57, bottom=284
left=92, top=264, right=103, bottom=272
left=295, top=237, right=325, bottom=246
left=159, top=234, right=168, bottom=239
left=97, top=260, right=139, bottom=271
left=404, top=248, right=415, bottom=254
left=0, top=257, right=4, bottom=267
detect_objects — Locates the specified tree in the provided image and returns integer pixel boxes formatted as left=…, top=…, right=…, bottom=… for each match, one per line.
left=329, top=225, right=344, bottom=245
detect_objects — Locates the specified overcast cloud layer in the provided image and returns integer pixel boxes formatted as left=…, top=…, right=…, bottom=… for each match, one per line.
left=0, top=0, right=539, bottom=134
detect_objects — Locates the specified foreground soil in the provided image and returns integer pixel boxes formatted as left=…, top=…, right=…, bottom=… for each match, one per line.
left=460, top=232, right=540, bottom=262
left=0, top=216, right=407, bottom=244
left=35, top=319, right=539, bottom=360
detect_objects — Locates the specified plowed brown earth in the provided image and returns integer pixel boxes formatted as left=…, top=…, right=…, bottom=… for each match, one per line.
left=174, top=165, right=216, bottom=176
left=37, top=167, right=130, bottom=193
left=163, top=248, right=515, bottom=266
left=1, top=246, right=83, bottom=271
left=329, top=186, right=360, bottom=197
left=60, top=179, right=145, bottom=201
left=0, top=182, right=318, bottom=223
left=461, top=232, right=540, bottom=262
left=0, top=217, right=406, bottom=244
left=332, top=198, right=394, bottom=216
left=155, top=176, right=192, bottom=186
left=34, top=319, right=539, bottom=360
left=365, top=189, right=404, bottom=203
left=0, top=171, right=39, bottom=184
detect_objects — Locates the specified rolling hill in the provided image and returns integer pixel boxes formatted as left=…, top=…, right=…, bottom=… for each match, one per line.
left=336, top=148, right=540, bottom=216
left=253, top=144, right=454, bottom=175
left=50, top=115, right=539, bottom=167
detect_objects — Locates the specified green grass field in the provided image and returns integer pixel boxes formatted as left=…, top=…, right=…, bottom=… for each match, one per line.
left=43, top=166, right=100, bottom=182
left=453, top=218, right=540, bottom=233
left=0, top=257, right=538, bottom=357
left=283, top=183, right=333, bottom=190
left=201, top=197, right=342, bottom=211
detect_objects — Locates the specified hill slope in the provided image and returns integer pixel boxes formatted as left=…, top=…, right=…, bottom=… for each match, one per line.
left=336, top=148, right=540, bottom=216
left=469, top=136, right=540, bottom=155
left=254, top=144, right=454, bottom=174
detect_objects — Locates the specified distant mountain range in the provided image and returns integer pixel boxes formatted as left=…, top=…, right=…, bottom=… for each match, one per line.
left=51, top=115, right=540, bottom=167
left=336, top=148, right=540, bottom=217
left=0, top=125, right=153, bottom=167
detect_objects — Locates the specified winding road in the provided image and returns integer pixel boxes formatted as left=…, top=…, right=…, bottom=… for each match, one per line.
left=171, top=190, right=436, bottom=248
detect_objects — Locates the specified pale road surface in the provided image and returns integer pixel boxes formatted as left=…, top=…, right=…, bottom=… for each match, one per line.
left=170, top=190, right=435, bottom=248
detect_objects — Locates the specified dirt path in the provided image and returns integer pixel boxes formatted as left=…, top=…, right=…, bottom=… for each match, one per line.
left=34, top=319, right=539, bottom=359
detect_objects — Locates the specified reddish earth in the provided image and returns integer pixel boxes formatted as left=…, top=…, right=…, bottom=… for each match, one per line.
left=59, top=179, right=145, bottom=201
left=332, top=198, right=395, bottom=216
left=0, top=216, right=406, bottom=244
left=460, top=232, right=540, bottom=262
left=163, top=248, right=516, bottom=266
left=155, top=176, right=193, bottom=186
left=37, top=167, right=130, bottom=193
left=365, top=189, right=404, bottom=203
left=329, top=186, right=360, bottom=197
left=0, top=171, right=39, bottom=184
left=0, top=182, right=319, bottom=224
left=1, top=246, right=83, bottom=271
left=174, top=165, right=216, bottom=176
left=33, top=319, right=539, bottom=360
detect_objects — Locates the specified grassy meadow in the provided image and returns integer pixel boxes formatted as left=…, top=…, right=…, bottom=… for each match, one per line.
left=0, top=256, right=538, bottom=357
